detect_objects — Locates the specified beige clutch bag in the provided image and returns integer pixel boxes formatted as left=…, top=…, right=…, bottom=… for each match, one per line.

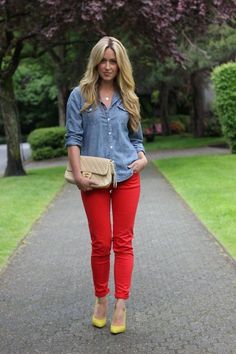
left=64, top=156, right=117, bottom=189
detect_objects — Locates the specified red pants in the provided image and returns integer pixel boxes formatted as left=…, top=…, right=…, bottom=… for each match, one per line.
left=81, top=173, right=140, bottom=299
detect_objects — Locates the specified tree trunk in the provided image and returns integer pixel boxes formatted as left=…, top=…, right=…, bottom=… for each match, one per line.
left=190, top=70, right=207, bottom=137
left=0, top=77, right=26, bottom=176
left=49, top=45, right=68, bottom=127
left=57, top=84, right=67, bottom=127
left=159, top=82, right=170, bottom=135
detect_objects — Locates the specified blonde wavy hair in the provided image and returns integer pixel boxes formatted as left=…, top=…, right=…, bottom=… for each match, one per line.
left=79, top=36, right=141, bottom=132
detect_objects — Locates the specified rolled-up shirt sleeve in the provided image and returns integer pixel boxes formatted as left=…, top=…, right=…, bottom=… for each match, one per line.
left=65, top=88, right=83, bottom=147
left=129, top=123, right=145, bottom=154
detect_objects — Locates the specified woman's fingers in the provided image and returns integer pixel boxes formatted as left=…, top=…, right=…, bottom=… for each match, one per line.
left=76, top=177, right=98, bottom=191
left=128, top=160, right=141, bottom=173
left=128, top=158, right=147, bottom=173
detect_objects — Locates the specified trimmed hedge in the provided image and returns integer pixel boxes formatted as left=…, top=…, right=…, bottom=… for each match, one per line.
left=27, top=127, right=67, bottom=160
left=212, top=62, right=236, bottom=153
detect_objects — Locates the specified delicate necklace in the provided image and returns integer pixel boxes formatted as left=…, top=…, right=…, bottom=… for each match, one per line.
left=100, top=89, right=113, bottom=101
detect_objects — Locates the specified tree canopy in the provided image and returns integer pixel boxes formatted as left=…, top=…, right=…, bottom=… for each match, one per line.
left=1, top=0, right=236, bottom=176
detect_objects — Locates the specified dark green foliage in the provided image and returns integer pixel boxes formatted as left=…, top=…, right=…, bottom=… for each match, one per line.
left=32, top=147, right=67, bottom=160
left=14, top=59, right=58, bottom=135
left=204, top=116, right=222, bottom=137
left=27, top=127, right=67, bottom=160
left=212, top=63, right=236, bottom=153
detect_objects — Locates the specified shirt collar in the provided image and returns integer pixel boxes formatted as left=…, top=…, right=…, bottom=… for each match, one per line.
left=111, top=90, right=121, bottom=106
left=98, top=90, right=121, bottom=108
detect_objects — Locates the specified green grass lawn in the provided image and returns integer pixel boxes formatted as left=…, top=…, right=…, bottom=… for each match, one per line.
left=0, top=166, right=66, bottom=270
left=144, top=135, right=226, bottom=151
left=154, top=155, right=236, bottom=260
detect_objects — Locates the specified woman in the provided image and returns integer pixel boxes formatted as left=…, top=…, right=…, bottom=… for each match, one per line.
left=65, top=36, right=147, bottom=334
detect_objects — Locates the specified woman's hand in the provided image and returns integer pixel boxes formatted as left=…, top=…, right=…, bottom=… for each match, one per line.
left=74, top=175, right=98, bottom=192
left=128, top=154, right=148, bottom=174
left=67, top=146, right=98, bottom=192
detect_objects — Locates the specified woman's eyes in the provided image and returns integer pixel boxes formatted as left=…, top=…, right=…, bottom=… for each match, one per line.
left=100, top=59, right=117, bottom=64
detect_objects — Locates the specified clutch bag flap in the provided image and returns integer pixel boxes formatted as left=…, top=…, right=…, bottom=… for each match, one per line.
left=80, top=156, right=112, bottom=175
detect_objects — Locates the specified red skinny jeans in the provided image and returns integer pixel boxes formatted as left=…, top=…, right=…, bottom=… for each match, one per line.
left=81, top=173, right=140, bottom=299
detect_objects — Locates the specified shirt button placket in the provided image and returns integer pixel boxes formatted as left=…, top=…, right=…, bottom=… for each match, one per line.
left=106, top=111, right=113, bottom=158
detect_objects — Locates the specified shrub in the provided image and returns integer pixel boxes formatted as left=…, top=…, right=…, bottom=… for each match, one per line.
left=169, top=120, right=185, bottom=134
left=204, top=115, right=222, bottom=137
left=153, top=123, right=162, bottom=135
left=27, top=127, right=67, bottom=160
left=211, top=62, right=236, bottom=153
left=144, top=127, right=155, bottom=142
left=168, top=115, right=191, bottom=132
left=31, top=147, right=67, bottom=160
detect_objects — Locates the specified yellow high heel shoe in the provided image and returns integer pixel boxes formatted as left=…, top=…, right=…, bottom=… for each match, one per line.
left=92, top=298, right=107, bottom=328
left=110, top=307, right=126, bottom=334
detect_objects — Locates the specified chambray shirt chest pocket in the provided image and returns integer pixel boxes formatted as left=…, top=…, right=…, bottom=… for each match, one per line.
left=116, top=104, right=129, bottom=128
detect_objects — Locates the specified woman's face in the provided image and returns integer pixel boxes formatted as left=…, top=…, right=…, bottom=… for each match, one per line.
left=97, top=48, right=119, bottom=82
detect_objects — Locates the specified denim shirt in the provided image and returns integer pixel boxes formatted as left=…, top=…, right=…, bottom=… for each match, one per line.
left=65, top=87, right=145, bottom=182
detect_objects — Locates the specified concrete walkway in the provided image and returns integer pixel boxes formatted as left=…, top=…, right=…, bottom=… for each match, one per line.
left=0, top=166, right=236, bottom=354
left=1, top=151, right=236, bottom=353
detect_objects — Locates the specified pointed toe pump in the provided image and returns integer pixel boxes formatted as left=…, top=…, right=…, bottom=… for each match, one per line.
left=92, top=315, right=107, bottom=328
left=110, top=307, right=126, bottom=334
left=92, top=298, right=107, bottom=328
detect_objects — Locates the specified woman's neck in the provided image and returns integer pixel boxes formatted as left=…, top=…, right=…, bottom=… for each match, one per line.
left=99, top=80, right=115, bottom=91
left=99, top=81, right=116, bottom=106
